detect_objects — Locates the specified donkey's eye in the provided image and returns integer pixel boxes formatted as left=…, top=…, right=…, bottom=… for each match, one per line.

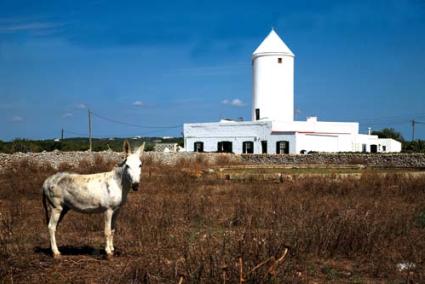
left=139, top=164, right=142, bottom=168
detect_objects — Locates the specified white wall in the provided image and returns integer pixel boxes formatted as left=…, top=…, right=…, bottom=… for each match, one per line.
left=269, top=133, right=297, bottom=153
left=272, top=119, right=359, bottom=135
left=252, top=54, right=294, bottom=122
left=294, top=133, right=353, bottom=153
left=378, top=138, right=402, bottom=152
left=184, top=121, right=273, bottom=153
left=184, top=121, right=402, bottom=154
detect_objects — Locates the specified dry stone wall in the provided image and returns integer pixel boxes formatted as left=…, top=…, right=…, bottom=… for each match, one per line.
left=1, top=151, right=425, bottom=172
left=240, top=153, right=425, bottom=168
left=0, top=151, right=238, bottom=171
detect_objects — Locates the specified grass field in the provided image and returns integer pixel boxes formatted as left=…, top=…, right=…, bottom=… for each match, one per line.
left=1, top=155, right=425, bottom=282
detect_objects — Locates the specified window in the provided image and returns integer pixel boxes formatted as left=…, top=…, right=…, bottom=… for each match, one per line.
left=261, top=141, right=267, bottom=154
left=194, top=142, right=204, bottom=152
left=276, top=141, right=290, bottom=154
left=242, top=141, right=254, bottom=154
left=277, top=57, right=282, bottom=63
left=217, top=141, right=233, bottom=153
left=382, top=146, right=387, bottom=152
left=255, top=108, right=260, bottom=120
left=362, top=144, right=367, bottom=153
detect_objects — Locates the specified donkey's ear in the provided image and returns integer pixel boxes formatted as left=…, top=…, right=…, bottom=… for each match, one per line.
left=123, top=140, right=132, bottom=157
left=136, top=142, right=145, bottom=157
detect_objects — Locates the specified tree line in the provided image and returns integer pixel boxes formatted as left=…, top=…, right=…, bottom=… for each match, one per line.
left=0, top=129, right=424, bottom=153
left=371, top=128, right=425, bottom=153
left=0, top=137, right=184, bottom=154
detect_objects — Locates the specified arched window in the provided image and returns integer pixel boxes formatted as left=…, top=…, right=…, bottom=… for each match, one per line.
left=242, top=141, right=254, bottom=154
left=276, top=141, right=290, bottom=154
left=194, top=142, right=204, bottom=152
left=217, top=141, right=233, bottom=153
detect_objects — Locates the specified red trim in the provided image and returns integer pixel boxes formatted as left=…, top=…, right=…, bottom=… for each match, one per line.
left=272, top=130, right=351, bottom=135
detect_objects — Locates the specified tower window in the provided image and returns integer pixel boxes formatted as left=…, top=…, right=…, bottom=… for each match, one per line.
left=255, top=108, right=260, bottom=120
left=277, top=57, right=282, bottom=63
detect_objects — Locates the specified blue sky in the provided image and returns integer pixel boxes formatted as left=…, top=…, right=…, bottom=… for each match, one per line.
left=1, top=0, right=424, bottom=140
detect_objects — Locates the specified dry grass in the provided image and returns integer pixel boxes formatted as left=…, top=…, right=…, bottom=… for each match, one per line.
left=0, top=156, right=425, bottom=283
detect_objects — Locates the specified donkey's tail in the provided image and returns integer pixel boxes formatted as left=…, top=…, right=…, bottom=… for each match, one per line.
left=42, top=191, right=50, bottom=225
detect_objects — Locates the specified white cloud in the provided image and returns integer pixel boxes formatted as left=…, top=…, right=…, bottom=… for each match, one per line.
left=132, top=100, right=144, bottom=107
left=76, top=103, right=87, bottom=109
left=62, top=112, right=73, bottom=118
left=10, top=115, right=24, bottom=122
left=0, top=20, right=63, bottom=34
left=222, top=98, right=245, bottom=107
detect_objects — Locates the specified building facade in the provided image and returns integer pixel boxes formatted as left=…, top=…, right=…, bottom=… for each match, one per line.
left=184, top=30, right=402, bottom=154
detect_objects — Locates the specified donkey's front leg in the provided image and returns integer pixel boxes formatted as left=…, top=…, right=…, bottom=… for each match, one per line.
left=104, top=209, right=114, bottom=257
left=110, top=209, right=120, bottom=252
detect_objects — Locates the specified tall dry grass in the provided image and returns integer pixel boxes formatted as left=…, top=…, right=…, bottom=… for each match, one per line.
left=0, top=156, right=424, bottom=282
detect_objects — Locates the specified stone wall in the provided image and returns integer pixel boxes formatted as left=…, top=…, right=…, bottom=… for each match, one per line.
left=240, top=153, right=425, bottom=168
left=0, top=151, right=239, bottom=171
left=1, top=151, right=425, bottom=172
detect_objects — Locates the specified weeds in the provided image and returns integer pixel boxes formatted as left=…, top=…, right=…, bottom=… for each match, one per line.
left=0, top=157, right=424, bottom=282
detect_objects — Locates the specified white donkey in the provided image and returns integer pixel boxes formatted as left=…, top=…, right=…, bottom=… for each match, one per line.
left=42, top=141, right=144, bottom=258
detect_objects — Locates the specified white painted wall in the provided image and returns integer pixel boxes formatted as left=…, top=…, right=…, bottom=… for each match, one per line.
left=252, top=54, right=294, bottom=122
left=272, top=119, right=359, bottom=135
left=268, top=133, right=297, bottom=153
left=251, top=30, right=295, bottom=122
left=295, top=133, right=353, bottom=153
left=184, top=120, right=402, bottom=154
left=184, top=121, right=273, bottom=153
left=378, top=138, right=402, bottom=152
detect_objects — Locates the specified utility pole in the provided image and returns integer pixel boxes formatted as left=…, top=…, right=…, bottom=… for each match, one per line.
left=412, top=120, right=416, bottom=141
left=88, top=109, right=92, bottom=151
left=61, top=128, right=64, bottom=141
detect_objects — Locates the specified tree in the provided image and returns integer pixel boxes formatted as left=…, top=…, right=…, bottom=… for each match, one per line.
left=371, top=128, right=404, bottom=142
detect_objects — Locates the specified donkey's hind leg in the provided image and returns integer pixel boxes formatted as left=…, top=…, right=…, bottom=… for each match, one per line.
left=48, top=207, right=63, bottom=257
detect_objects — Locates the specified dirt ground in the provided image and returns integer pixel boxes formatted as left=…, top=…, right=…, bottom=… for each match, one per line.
left=1, top=155, right=424, bottom=283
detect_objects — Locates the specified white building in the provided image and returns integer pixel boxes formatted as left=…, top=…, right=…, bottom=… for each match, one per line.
left=184, top=30, right=402, bottom=154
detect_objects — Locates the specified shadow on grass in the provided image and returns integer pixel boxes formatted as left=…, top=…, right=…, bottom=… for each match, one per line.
left=34, top=246, right=110, bottom=257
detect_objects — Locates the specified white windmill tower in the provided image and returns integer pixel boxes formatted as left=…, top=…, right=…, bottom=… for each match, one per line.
left=252, top=29, right=295, bottom=122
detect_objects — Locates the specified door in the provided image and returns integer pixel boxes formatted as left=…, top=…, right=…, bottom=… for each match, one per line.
left=242, top=141, right=254, bottom=154
left=261, top=141, right=267, bottom=154
left=276, top=141, right=289, bottom=154
left=194, top=142, right=204, bottom=152
left=217, top=141, right=233, bottom=153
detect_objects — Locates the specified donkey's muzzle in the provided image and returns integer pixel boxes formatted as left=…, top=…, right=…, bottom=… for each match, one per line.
left=132, top=183, right=139, bottom=191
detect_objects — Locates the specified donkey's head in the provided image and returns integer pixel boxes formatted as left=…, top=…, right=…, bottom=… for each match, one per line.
left=122, top=141, right=145, bottom=191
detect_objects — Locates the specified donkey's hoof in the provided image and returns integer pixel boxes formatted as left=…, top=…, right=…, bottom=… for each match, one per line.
left=105, top=253, right=114, bottom=260
left=53, top=253, right=62, bottom=259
